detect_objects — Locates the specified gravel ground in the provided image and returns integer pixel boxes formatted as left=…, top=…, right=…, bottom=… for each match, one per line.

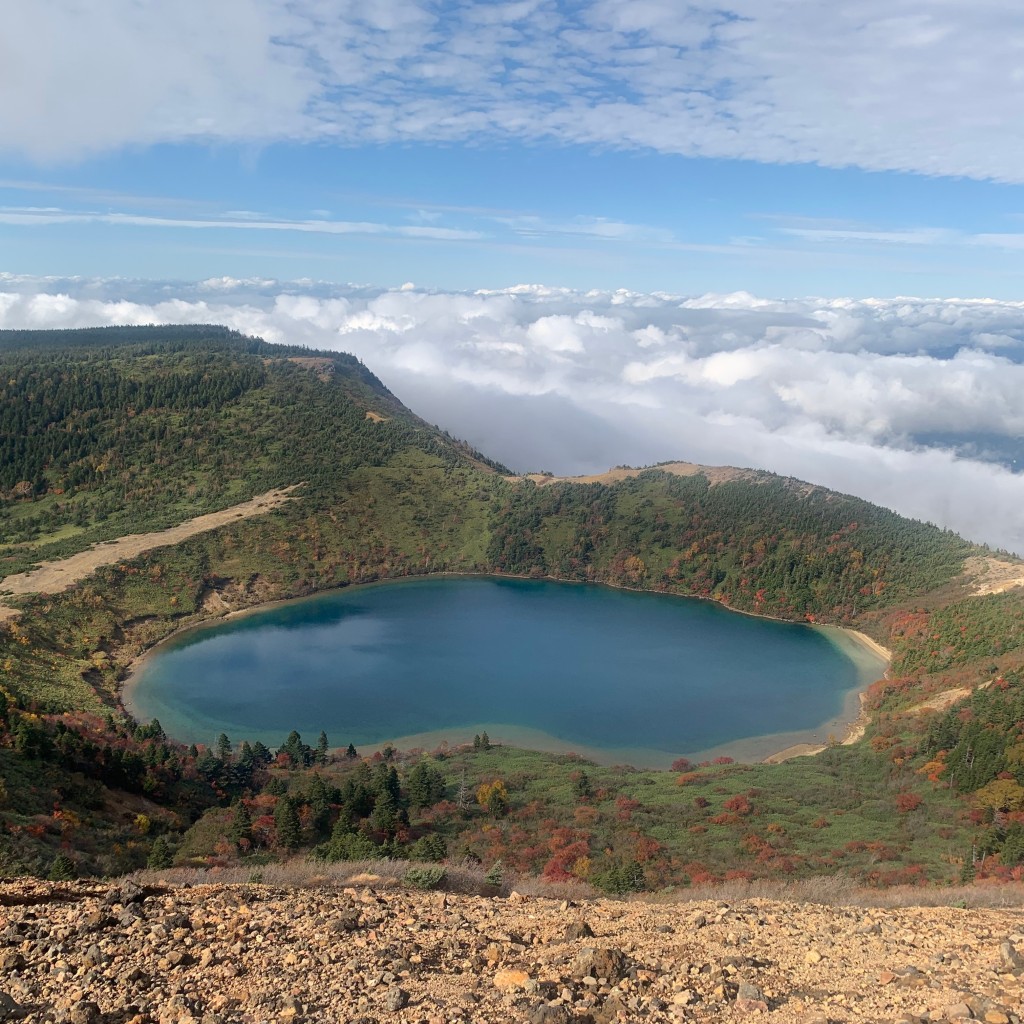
left=1, top=879, right=1023, bottom=1023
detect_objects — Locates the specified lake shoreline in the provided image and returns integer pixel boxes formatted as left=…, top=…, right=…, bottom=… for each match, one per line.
left=119, top=570, right=891, bottom=768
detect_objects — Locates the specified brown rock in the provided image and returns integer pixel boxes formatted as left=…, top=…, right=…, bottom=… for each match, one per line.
left=0, top=952, right=24, bottom=973
left=735, top=980, right=769, bottom=1013
left=569, top=948, right=628, bottom=984
left=494, top=969, right=531, bottom=992
left=999, top=941, right=1022, bottom=971
left=942, top=1003, right=974, bottom=1021
left=68, top=1001, right=101, bottom=1024
left=529, top=1006, right=571, bottom=1024
left=384, top=986, right=408, bottom=1012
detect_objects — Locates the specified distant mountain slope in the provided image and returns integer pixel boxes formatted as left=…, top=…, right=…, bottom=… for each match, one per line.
left=491, top=468, right=974, bottom=622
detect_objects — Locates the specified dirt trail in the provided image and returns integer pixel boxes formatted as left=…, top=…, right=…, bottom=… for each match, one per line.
left=0, top=485, right=302, bottom=621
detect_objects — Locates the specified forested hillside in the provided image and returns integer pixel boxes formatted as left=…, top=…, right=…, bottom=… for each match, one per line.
left=0, top=326, right=502, bottom=576
left=0, top=325, right=1020, bottom=885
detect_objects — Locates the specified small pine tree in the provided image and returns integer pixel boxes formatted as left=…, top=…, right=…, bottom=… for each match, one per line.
left=346, top=743, right=358, bottom=759
left=473, top=734, right=481, bottom=750
left=48, top=852, right=76, bottom=881
left=216, top=733, right=232, bottom=763
left=229, top=802, right=253, bottom=846
left=147, top=835, right=175, bottom=869
left=407, top=761, right=446, bottom=809
left=370, top=789, right=401, bottom=837
left=572, top=770, right=593, bottom=801
left=480, top=731, right=491, bottom=750
left=959, top=855, right=977, bottom=884
left=274, top=797, right=301, bottom=850
left=409, top=834, right=447, bottom=862
left=316, top=731, right=329, bottom=765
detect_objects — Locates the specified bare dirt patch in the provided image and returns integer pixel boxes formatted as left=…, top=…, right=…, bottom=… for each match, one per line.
left=907, top=680, right=993, bottom=716
left=286, top=356, right=335, bottom=381
left=0, top=485, right=302, bottom=620
left=364, top=410, right=389, bottom=422
left=963, top=555, right=1024, bottom=596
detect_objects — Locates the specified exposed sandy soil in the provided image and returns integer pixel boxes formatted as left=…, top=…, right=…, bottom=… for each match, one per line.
left=283, top=357, right=335, bottom=382
left=5, top=877, right=1024, bottom=1023
left=846, top=630, right=893, bottom=663
left=0, top=486, right=302, bottom=621
left=510, top=463, right=761, bottom=488
left=907, top=681, right=994, bottom=717
left=964, top=556, right=1024, bottom=597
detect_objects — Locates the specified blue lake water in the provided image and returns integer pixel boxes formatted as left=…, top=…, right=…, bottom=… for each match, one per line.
left=124, top=576, right=886, bottom=767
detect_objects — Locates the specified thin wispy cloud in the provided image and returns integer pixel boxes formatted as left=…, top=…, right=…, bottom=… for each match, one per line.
left=2, top=276, right=1023, bottom=555
left=7, top=2, right=1024, bottom=184
left=0, top=207, right=482, bottom=241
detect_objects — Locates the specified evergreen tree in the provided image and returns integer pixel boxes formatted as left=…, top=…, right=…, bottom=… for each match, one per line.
left=216, top=733, right=232, bottom=763
left=369, top=789, right=402, bottom=838
left=274, top=797, right=301, bottom=850
left=572, top=770, right=593, bottom=801
left=305, top=774, right=333, bottom=837
left=48, top=852, right=76, bottom=880
left=316, top=731, right=329, bottom=766
left=278, top=730, right=310, bottom=767
left=409, top=834, right=447, bottom=862
left=345, top=743, right=358, bottom=759
left=373, top=764, right=401, bottom=804
left=480, top=731, right=491, bottom=750
left=147, top=835, right=175, bottom=869
left=229, top=802, right=253, bottom=846
left=407, top=761, right=446, bottom=809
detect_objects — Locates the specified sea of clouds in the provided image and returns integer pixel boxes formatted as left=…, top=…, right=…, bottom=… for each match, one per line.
left=2, top=274, right=1023, bottom=555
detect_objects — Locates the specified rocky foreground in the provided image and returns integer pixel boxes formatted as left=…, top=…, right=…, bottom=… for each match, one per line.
left=1, top=880, right=1024, bottom=1023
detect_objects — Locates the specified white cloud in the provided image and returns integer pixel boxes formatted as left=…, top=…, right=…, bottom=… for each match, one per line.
left=3, top=276, right=1024, bottom=553
left=0, top=207, right=482, bottom=241
left=5, top=2, right=1024, bottom=182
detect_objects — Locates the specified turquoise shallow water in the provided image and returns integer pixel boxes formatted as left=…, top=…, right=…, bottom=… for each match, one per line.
left=125, top=576, right=885, bottom=767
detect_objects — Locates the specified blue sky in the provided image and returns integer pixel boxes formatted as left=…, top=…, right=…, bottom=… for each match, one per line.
left=3, top=0, right=1024, bottom=297
left=5, top=0, right=1024, bottom=551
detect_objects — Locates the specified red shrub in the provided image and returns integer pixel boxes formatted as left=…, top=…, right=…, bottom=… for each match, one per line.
left=895, top=792, right=923, bottom=813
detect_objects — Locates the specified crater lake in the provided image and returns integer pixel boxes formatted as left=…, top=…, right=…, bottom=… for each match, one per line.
left=124, top=576, right=886, bottom=767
